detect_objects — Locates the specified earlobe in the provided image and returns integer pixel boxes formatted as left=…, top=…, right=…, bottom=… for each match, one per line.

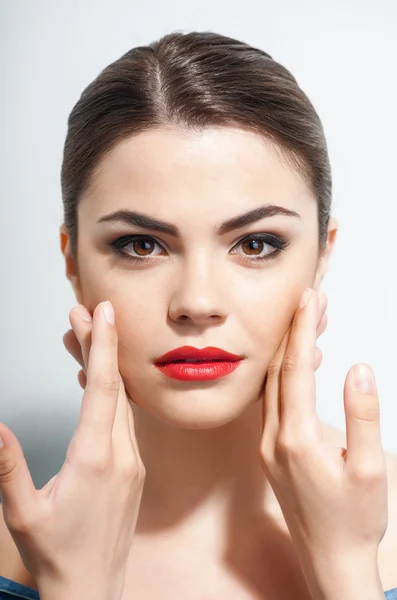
left=327, top=216, right=338, bottom=251
left=60, top=223, right=68, bottom=256
left=60, top=224, right=76, bottom=280
left=59, top=224, right=83, bottom=303
left=313, top=216, right=338, bottom=291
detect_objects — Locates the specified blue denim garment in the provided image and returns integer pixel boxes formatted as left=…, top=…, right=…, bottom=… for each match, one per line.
left=1, top=575, right=396, bottom=599
left=0, top=576, right=40, bottom=599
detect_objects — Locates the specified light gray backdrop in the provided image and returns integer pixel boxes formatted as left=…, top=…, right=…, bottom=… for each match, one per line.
left=1, top=0, right=396, bottom=489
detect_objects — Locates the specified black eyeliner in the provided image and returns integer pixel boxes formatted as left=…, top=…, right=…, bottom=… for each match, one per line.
left=108, top=233, right=290, bottom=264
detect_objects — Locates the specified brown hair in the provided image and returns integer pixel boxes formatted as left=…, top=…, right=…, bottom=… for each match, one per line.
left=61, top=30, right=332, bottom=262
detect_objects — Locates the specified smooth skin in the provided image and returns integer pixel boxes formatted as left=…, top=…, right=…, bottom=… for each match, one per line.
left=0, top=126, right=392, bottom=598
left=64, top=289, right=386, bottom=598
left=0, top=289, right=387, bottom=599
left=0, top=287, right=327, bottom=598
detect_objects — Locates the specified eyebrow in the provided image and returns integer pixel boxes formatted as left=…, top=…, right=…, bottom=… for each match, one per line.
left=96, top=204, right=301, bottom=237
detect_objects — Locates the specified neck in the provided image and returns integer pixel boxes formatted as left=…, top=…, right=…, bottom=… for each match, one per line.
left=132, top=400, right=289, bottom=550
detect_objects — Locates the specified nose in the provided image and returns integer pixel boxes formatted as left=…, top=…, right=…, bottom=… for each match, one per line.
left=168, top=256, right=228, bottom=326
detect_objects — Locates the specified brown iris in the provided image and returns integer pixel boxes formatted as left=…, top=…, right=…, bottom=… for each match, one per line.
left=241, top=238, right=264, bottom=256
left=132, top=239, right=155, bottom=256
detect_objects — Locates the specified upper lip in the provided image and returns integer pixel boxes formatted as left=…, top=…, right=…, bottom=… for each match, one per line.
left=154, top=346, right=243, bottom=364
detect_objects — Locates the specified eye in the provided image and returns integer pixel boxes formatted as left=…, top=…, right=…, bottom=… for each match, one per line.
left=109, top=235, right=165, bottom=262
left=109, top=233, right=290, bottom=264
left=231, top=234, right=290, bottom=262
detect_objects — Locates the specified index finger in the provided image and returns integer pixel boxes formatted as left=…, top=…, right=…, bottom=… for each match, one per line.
left=75, top=301, right=120, bottom=448
left=279, top=288, right=322, bottom=442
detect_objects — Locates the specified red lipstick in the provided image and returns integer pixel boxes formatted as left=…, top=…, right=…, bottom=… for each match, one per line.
left=154, top=346, right=244, bottom=381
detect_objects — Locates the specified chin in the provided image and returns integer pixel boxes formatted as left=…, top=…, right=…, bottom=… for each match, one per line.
left=127, top=383, right=263, bottom=430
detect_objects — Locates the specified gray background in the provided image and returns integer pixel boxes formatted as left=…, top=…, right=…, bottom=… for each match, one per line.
left=1, top=0, right=396, bottom=490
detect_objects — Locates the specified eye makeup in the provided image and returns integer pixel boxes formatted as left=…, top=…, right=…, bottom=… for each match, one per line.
left=108, top=232, right=291, bottom=265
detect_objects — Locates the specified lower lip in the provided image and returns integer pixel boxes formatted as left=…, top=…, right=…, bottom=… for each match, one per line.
left=155, top=360, right=243, bottom=381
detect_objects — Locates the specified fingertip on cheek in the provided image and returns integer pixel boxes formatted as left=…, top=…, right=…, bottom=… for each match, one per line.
left=74, top=304, right=92, bottom=322
left=299, top=288, right=313, bottom=309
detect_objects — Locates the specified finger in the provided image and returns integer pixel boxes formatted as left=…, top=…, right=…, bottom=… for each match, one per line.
left=0, top=423, right=37, bottom=526
left=124, top=390, right=141, bottom=457
left=108, top=303, right=136, bottom=460
left=63, top=329, right=85, bottom=371
left=261, top=328, right=291, bottom=444
left=73, top=307, right=141, bottom=460
left=77, top=369, right=87, bottom=389
left=69, top=305, right=93, bottom=373
left=279, top=288, right=322, bottom=442
left=261, top=290, right=325, bottom=449
left=317, top=291, right=328, bottom=322
left=343, top=363, right=385, bottom=472
left=314, top=347, right=323, bottom=372
left=74, top=302, right=120, bottom=449
left=316, top=312, right=328, bottom=339
left=126, top=399, right=138, bottom=450
left=111, top=376, right=140, bottom=465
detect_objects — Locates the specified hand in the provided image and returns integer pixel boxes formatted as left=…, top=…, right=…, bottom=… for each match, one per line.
left=0, top=301, right=146, bottom=600
left=259, top=288, right=388, bottom=597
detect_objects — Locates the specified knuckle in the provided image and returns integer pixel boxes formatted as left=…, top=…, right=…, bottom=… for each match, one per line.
left=274, top=435, right=306, bottom=464
left=0, top=457, right=18, bottom=484
left=86, top=457, right=112, bottom=476
left=116, top=458, right=141, bottom=480
left=133, top=461, right=146, bottom=482
left=71, top=447, right=112, bottom=476
left=281, top=355, right=299, bottom=374
left=351, top=408, right=380, bottom=423
left=350, top=464, right=385, bottom=485
left=137, top=462, right=147, bottom=480
left=266, top=363, right=281, bottom=380
left=258, top=445, right=273, bottom=474
left=5, top=512, right=33, bottom=535
left=4, top=503, right=43, bottom=535
left=259, top=434, right=273, bottom=460
left=102, top=376, right=121, bottom=394
left=100, top=375, right=121, bottom=395
left=86, top=373, right=120, bottom=396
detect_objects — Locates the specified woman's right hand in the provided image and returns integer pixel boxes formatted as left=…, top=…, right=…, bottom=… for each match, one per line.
left=0, top=301, right=146, bottom=600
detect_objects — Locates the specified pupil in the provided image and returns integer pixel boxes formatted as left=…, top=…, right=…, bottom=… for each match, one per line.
left=134, top=239, right=153, bottom=255
left=244, top=239, right=263, bottom=255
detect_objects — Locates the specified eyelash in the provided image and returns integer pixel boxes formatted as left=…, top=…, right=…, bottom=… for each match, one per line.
left=109, top=233, right=290, bottom=264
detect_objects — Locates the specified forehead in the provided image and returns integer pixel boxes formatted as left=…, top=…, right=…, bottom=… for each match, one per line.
left=81, top=126, right=315, bottom=222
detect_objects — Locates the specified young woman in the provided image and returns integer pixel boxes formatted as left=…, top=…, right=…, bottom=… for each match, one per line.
left=0, top=30, right=396, bottom=600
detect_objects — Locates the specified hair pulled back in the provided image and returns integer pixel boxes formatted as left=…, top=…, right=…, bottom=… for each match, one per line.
left=61, top=30, right=332, bottom=262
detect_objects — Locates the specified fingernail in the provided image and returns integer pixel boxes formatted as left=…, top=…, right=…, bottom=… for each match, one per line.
left=75, top=305, right=92, bottom=322
left=102, top=301, right=114, bottom=325
left=353, top=364, right=375, bottom=393
left=0, top=435, right=4, bottom=449
left=299, top=288, right=313, bottom=309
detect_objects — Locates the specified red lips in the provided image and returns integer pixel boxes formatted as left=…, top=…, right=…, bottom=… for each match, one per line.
left=154, top=346, right=243, bottom=364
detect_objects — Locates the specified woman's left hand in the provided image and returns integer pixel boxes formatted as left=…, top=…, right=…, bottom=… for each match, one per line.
left=259, top=288, right=388, bottom=598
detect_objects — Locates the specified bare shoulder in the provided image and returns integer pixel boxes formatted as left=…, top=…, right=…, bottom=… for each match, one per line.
left=322, top=423, right=397, bottom=591
left=0, top=502, right=38, bottom=590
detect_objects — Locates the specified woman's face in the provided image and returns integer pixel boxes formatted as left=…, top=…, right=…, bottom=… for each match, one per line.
left=61, top=126, right=336, bottom=429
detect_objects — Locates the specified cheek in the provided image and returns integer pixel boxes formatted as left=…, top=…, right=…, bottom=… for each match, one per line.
left=79, top=262, right=156, bottom=320
left=78, top=261, right=117, bottom=311
left=243, top=288, right=300, bottom=364
left=112, top=296, right=161, bottom=374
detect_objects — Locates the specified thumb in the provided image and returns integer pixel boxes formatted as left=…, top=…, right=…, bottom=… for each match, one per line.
left=0, top=423, right=37, bottom=525
left=343, top=363, right=385, bottom=473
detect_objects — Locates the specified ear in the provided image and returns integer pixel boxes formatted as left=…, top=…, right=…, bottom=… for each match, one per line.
left=59, top=223, right=84, bottom=304
left=313, top=216, right=338, bottom=291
